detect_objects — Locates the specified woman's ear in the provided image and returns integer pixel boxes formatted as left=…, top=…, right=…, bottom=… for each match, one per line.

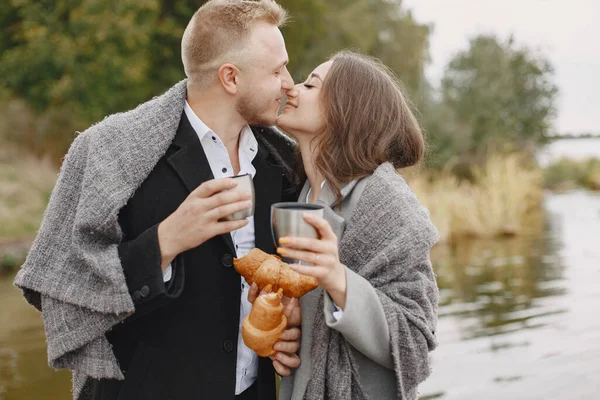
left=218, top=63, right=240, bottom=95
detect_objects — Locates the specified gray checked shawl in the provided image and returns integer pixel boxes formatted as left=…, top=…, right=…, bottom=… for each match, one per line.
left=304, top=163, right=440, bottom=400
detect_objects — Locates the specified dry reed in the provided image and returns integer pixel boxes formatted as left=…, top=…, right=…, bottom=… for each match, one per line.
left=405, top=153, right=543, bottom=244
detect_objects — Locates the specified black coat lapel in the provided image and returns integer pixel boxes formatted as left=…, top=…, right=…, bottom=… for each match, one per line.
left=166, top=113, right=235, bottom=254
left=252, top=138, right=283, bottom=256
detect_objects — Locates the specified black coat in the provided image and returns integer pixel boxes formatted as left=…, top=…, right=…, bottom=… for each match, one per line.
left=90, top=113, right=299, bottom=400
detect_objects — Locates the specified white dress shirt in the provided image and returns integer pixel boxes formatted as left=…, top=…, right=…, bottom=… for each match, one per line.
left=164, top=101, right=259, bottom=394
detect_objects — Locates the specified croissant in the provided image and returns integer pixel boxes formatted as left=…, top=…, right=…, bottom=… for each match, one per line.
left=234, top=248, right=318, bottom=298
left=242, top=285, right=287, bottom=357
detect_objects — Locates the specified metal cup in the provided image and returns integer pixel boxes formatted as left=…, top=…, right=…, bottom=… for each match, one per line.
left=223, top=174, right=255, bottom=221
left=271, top=202, right=324, bottom=264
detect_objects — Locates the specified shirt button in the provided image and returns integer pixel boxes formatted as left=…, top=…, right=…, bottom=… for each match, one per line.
left=223, top=340, right=234, bottom=353
left=222, top=253, right=234, bottom=268
left=222, top=167, right=227, bottom=173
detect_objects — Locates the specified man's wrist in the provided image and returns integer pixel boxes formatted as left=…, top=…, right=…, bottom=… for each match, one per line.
left=157, top=221, right=178, bottom=270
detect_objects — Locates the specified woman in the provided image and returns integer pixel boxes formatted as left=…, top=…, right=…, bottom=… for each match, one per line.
left=272, top=51, right=440, bottom=400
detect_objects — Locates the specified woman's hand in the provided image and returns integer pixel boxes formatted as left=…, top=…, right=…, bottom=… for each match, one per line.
left=276, top=213, right=348, bottom=309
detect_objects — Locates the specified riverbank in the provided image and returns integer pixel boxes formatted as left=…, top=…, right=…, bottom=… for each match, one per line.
left=0, top=146, right=549, bottom=273
left=542, top=157, right=600, bottom=191
left=0, top=142, right=56, bottom=241
left=408, top=153, right=543, bottom=244
left=2, top=140, right=598, bottom=272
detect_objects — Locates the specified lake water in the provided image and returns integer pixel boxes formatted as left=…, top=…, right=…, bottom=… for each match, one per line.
left=0, top=139, right=599, bottom=399
left=419, top=190, right=600, bottom=399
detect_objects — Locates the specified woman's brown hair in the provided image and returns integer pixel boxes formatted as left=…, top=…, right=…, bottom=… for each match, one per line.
left=314, top=50, right=424, bottom=205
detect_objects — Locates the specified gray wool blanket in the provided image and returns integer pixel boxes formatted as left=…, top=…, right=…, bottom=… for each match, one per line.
left=304, top=163, right=440, bottom=400
left=13, top=79, right=296, bottom=400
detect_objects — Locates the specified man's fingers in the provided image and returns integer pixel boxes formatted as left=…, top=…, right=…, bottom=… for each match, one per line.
left=273, top=340, right=300, bottom=354
left=247, top=282, right=259, bottom=304
left=279, top=327, right=301, bottom=341
left=212, top=218, right=249, bottom=236
left=283, top=297, right=296, bottom=316
left=272, top=360, right=291, bottom=377
left=204, top=188, right=252, bottom=211
left=192, top=178, right=238, bottom=199
left=274, top=352, right=301, bottom=369
left=283, top=298, right=300, bottom=324
left=209, top=199, right=252, bottom=221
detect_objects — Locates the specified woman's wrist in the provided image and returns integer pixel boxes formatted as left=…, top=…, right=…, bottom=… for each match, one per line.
left=325, top=264, right=348, bottom=309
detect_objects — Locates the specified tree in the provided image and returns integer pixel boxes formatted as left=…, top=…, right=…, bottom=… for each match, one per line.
left=435, top=34, right=558, bottom=163
left=279, top=0, right=430, bottom=93
left=1, top=0, right=430, bottom=162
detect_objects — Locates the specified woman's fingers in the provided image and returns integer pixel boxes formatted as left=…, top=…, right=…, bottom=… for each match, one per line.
left=302, top=213, right=337, bottom=241
left=278, top=236, right=334, bottom=254
left=288, top=263, right=327, bottom=280
left=277, top=247, right=335, bottom=267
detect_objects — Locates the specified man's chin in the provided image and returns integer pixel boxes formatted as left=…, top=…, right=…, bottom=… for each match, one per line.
left=247, top=115, right=277, bottom=127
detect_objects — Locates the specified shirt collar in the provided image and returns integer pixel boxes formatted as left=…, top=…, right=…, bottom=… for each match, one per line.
left=183, top=100, right=259, bottom=166
left=184, top=100, right=213, bottom=141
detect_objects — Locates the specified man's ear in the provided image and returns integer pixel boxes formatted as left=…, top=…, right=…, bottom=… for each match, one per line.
left=218, top=63, right=240, bottom=95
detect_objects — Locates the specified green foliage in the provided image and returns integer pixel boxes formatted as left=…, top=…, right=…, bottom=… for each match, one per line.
left=543, top=158, right=600, bottom=191
left=1, top=0, right=159, bottom=118
left=1, top=1, right=559, bottom=176
left=279, top=0, right=429, bottom=92
left=1, top=253, right=19, bottom=273
left=0, top=0, right=429, bottom=163
left=424, top=34, right=558, bottom=169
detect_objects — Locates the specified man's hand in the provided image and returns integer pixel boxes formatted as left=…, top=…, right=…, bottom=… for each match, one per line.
left=157, top=178, right=252, bottom=269
left=248, top=283, right=302, bottom=376
left=271, top=327, right=301, bottom=376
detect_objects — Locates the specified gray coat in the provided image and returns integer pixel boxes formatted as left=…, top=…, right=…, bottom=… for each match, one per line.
left=279, top=163, right=439, bottom=400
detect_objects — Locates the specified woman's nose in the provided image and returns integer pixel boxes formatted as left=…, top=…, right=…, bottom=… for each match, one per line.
left=286, top=85, right=300, bottom=98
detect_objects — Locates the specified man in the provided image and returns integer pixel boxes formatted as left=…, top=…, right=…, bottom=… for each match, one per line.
left=14, top=1, right=302, bottom=399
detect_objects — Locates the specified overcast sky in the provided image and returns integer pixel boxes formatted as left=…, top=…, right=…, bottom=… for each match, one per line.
left=403, top=0, right=600, bottom=134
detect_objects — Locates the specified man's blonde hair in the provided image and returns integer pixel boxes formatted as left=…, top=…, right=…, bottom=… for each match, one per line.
left=182, top=0, right=288, bottom=89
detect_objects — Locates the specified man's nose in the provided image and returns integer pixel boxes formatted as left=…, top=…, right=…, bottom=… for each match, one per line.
left=281, top=68, right=294, bottom=90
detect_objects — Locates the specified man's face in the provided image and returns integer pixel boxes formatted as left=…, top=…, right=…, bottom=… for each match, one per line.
left=236, top=23, right=294, bottom=126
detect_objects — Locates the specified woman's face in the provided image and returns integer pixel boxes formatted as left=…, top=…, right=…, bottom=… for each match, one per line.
left=276, top=61, right=333, bottom=140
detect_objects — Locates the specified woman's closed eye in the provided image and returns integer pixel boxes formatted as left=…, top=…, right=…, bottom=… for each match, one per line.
left=303, top=83, right=315, bottom=89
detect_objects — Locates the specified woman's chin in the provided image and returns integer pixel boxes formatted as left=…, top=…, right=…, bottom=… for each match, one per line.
left=275, top=114, right=290, bottom=130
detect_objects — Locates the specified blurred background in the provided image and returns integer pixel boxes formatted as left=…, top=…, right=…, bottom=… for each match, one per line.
left=1, top=0, right=599, bottom=399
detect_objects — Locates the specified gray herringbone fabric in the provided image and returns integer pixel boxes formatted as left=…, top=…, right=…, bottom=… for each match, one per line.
left=12, top=79, right=295, bottom=400
left=303, top=163, right=440, bottom=400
